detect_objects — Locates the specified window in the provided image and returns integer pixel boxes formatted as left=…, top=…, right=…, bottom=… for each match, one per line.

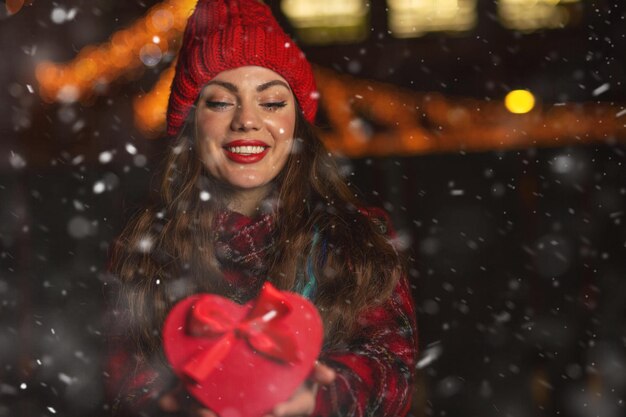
left=387, top=0, right=477, bottom=38
left=281, top=0, right=369, bottom=44
left=498, top=0, right=582, bottom=31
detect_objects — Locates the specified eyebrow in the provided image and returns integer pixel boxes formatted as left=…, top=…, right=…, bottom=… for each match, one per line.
left=257, top=80, right=291, bottom=92
left=203, top=79, right=291, bottom=94
left=204, top=80, right=237, bottom=93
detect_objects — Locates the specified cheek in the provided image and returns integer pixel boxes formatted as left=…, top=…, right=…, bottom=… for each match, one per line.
left=196, top=117, right=224, bottom=152
left=197, top=141, right=218, bottom=176
left=266, top=114, right=296, bottom=142
left=279, top=138, right=295, bottom=158
left=196, top=119, right=213, bottom=141
left=196, top=110, right=229, bottom=138
left=195, top=131, right=223, bottom=175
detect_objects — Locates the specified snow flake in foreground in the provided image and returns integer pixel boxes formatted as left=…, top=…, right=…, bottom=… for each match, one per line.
left=9, top=151, right=26, bottom=169
left=136, top=236, right=154, bottom=253
left=200, top=191, right=211, bottom=201
left=56, top=85, right=79, bottom=103
left=416, top=342, right=442, bottom=369
left=140, top=43, right=163, bottom=67
left=422, top=299, right=439, bottom=315
left=93, top=181, right=105, bottom=194
left=58, top=373, right=75, bottom=385
left=592, top=83, right=610, bottom=97
left=50, top=6, right=77, bottom=24
left=71, top=155, right=85, bottom=165
left=437, top=375, right=464, bottom=397
left=72, top=119, right=86, bottom=132
left=67, top=216, right=94, bottom=239
left=390, top=230, right=411, bottom=251
left=551, top=154, right=575, bottom=174
left=99, top=151, right=113, bottom=164
left=348, top=59, right=362, bottom=74
left=125, top=143, right=138, bottom=155
left=51, top=8, right=66, bottom=24
left=134, top=154, right=147, bottom=167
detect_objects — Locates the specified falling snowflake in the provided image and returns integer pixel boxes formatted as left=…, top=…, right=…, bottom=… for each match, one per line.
left=98, top=151, right=113, bottom=164
left=136, top=236, right=154, bottom=253
left=93, top=181, right=106, bottom=194
left=9, top=151, right=26, bottom=169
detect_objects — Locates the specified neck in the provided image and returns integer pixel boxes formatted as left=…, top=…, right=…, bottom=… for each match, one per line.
left=227, top=184, right=273, bottom=217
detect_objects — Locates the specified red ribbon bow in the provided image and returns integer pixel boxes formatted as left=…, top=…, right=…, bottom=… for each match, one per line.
left=183, top=283, right=301, bottom=383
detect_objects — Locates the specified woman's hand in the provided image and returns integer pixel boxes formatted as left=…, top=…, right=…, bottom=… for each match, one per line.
left=263, top=362, right=336, bottom=417
left=157, top=362, right=335, bottom=417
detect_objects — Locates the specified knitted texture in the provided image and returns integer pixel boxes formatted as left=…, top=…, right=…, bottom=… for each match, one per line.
left=166, top=0, right=318, bottom=137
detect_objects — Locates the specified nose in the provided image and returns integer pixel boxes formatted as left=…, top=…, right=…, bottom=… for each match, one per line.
left=230, top=102, right=261, bottom=132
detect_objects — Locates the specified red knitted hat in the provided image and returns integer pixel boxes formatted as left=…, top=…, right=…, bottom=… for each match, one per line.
left=166, top=0, right=318, bottom=138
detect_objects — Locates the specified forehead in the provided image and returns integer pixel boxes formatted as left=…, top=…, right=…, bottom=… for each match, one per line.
left=204, top=66, right=291, bottom=91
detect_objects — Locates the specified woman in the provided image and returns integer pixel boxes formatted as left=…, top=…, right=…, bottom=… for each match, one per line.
left=107, top=1, right=418, bottom=416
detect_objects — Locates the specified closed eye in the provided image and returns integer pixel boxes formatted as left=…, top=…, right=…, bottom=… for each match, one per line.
left=205, top=100, right=233, bottom=110
left=262, top=101, right=287, bottom=110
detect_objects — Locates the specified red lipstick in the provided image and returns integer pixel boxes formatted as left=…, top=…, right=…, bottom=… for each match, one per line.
left=223, top=140, right=270, bottom=164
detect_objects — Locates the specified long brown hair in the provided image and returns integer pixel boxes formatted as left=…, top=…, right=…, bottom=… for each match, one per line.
left=110, top=107, right=404, bottom=355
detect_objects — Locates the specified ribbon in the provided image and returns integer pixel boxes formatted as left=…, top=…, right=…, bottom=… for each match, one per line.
left=182, top=283, right=301, bottom=383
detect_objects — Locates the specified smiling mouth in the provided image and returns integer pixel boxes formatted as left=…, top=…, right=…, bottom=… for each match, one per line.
left=225, top=145, right=268, bottom=155
left=223, top=140, right=270, bottom=164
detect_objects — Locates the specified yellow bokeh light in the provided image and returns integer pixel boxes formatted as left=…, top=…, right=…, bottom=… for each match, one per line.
left=505, top=90, right=536, bottom=114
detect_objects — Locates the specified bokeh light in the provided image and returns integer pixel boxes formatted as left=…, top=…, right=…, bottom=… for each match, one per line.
left=5, top=0, right=24, bottom=15
left=504, top=89, right=536, bottom=114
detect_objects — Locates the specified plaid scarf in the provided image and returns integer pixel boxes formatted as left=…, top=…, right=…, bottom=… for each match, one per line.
left=213, top=209, right=318, bottom=301
left=214, top=210, right=275, bottom=302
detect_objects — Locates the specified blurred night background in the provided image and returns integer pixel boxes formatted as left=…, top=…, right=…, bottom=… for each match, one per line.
left=0, top=1, right=625, bottom=416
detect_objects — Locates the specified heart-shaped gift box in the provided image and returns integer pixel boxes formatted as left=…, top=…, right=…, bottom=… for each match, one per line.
left=162, top=283, right=323, bottom=417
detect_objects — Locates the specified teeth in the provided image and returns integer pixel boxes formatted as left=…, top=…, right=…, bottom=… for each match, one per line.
left=227, top=146, right=266, bottom=154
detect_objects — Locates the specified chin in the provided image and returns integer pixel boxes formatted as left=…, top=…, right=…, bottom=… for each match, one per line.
left=226, top=177, right=271, bottom=191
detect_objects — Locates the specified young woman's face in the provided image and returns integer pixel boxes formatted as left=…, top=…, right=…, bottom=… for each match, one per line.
left=195, top=66, right=297, bottom=192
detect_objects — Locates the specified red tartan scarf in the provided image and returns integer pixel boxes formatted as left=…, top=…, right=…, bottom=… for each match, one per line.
left=213, top=210, right=275, bottom=301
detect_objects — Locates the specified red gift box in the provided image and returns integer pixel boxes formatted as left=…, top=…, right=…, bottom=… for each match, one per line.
left=162, top=283, right=323, bottom=417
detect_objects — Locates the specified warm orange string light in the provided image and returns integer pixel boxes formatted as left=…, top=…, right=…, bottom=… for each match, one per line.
left=133, top=64, right=625, bottom=156
left=133, top=64, right=176, bottom=137
left=6, top=0, right=27, bottom=15
left=35, top=0, right=197, bottom=103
